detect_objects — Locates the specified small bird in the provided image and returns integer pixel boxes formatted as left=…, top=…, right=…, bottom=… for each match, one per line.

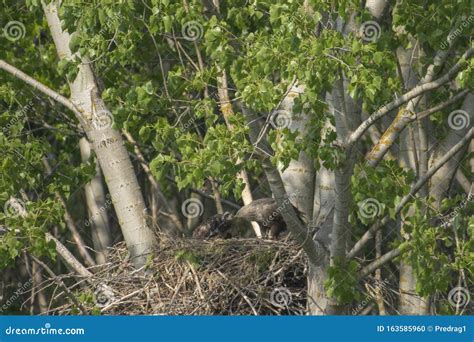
left=192, top=198, right=301, bottom=240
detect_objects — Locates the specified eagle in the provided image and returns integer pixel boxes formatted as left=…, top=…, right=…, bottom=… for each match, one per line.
left=192, top=198, right=300, bottom=240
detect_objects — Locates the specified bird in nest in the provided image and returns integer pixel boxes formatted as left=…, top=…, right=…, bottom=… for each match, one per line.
left=192, top=198, right=302, bottom=240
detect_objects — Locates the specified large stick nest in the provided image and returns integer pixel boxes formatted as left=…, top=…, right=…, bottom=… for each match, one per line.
left=47, top=235, right=308, bottom=315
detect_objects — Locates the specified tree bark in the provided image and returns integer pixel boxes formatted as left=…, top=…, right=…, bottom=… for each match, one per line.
left=79, top=138, right=112, bottom=264
left=42, top=0, right=156, bottom=268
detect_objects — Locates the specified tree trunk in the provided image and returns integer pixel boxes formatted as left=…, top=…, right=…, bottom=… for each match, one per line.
left=79, top=138, right=112, bottom=264
left=396, top=45, right=429, bottom=315
left=277, top=84, right=316, bottom=221
left=42, top=1, right=156, bottom=268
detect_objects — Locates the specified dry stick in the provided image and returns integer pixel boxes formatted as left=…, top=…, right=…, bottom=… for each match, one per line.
left=187, top=261, right=212, bottom=312
left=351, top=127, right=474, bottom=262
left=216, top=68, right=262, bottom=237
left=360, top=302, right=376, bottom=316
left=356, top=128, right=474, bottom=278
left=45, top=233, right=94, bottom=278
left=346, top=48, right=473, bottom=147
left=169, top=266, right=190, bottom=306
left=216, top=270, right=258, bottom=315
left=101, top=289, right=142, bottom=313
left=42, top=158, right=96, bottom=267
left=29, top=255, right=87, bottom=314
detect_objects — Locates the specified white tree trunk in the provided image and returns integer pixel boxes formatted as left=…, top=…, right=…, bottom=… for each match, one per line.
left=79, top=138, right=112, bottom=264
left=396, top=46, right=430, bottom=315
left=43, top=1, right=156, bottom=267
left=277, top=84, right=316, bottom=221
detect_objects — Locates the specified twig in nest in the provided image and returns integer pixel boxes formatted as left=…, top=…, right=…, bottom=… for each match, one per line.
left=216, top=270, right=258, bottom=315
left=101, top=289, right=143, bottom=312
left=30, top=255, right=87, bottom=314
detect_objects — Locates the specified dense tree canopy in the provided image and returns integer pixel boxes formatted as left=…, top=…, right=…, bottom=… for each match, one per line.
left=0, top=0, right=472, bottom=315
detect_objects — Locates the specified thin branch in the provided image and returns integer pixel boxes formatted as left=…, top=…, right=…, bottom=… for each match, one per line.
left=45, top=233, right=94, bottom=278
left=358, top=248, right=402, bottom=279
left=43, top=158, right=97, bottom=268
left=216, top=270, right=258, bottom=315
left=254, top=76, right=297, bottom=147
left=29, top=255, right=87, bottom=314
left=366, top=90, right=469, bottom=166
left=217, top=68, right=262, bottom=237
left=417, top=90, right=470, bottom=120
left=455, top=169, right=472, bottom=194
left=189, top=187, right=242, bottom=210
left=346, top=48, right=473, bottom=146
left=0, top=59, right=87, bottom=128
left=241, top=103, right=327, bottom=265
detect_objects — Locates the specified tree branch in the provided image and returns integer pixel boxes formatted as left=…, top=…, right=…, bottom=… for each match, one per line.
left=239, top=103, right=327, bottom=265
left=348, top=127, right=474, bottom=259
left=42, top=158, right=97, bottom=268
left=346, top=48, right=473, bottom=146
left=29, top=254, right=87, bottom=314
left=0, top=59, right=87, bottom=128
left=417, top=90, right=470, bottom=120
left=358, top=248, right=401, bottom=279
